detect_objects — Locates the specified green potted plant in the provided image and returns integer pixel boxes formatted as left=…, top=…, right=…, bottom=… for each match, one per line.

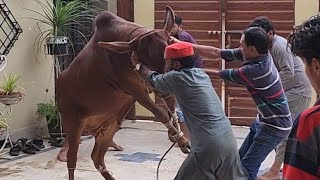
left=36, top=99, right=61, bottom=138
left=27, top=0, right=101, bottom=56
left=0, top=116, right=8, bottom=129
left=0, top=73, right=25, bottom=106
left=0, top=114, right=9, bottom=152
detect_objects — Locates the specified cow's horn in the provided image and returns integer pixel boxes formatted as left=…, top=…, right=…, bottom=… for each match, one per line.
left=163, top=6, right=175, bottom=34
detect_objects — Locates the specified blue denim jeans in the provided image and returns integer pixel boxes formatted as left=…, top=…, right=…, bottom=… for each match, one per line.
left=239, top=120, right=285, bottom=180
left=175, top=103, right=185, bottom=122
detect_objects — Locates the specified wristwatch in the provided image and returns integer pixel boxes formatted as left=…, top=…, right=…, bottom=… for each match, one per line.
left=134, top=63, right=142, bottom=71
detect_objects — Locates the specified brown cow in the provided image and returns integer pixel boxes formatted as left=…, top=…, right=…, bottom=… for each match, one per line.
left=57, top=6, right=189, bottom=180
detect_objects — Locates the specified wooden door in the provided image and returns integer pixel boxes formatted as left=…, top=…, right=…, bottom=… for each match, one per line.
left=117, top=0, right=136, bottom=119
left=117, top=0, right=134, bottom=22
left=155, top=0, right=223, bottom=98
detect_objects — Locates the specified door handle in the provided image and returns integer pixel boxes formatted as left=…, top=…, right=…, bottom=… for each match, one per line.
left=225, top=31, right=243, bottom=49
left=208, top=30, right=221, bottom=35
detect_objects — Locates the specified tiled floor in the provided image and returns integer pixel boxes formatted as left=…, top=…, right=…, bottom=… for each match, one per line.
left=0, top=121, right=276, bottom=180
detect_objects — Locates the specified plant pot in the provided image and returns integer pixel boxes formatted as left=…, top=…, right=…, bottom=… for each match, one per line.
left=0, top=92, right=23, bottom=105
left=46, top=116, right=62, bottom=138
left=46, top=36, right=69, bottom=55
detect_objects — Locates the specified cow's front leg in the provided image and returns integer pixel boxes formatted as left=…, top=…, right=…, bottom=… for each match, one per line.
left=121, top=68, right=190, bottom=153
left=138, top=96, right=189, bottom=150
left=129, top=89, right=189, bottom=153
left=154, top=93, right=190, bottom=153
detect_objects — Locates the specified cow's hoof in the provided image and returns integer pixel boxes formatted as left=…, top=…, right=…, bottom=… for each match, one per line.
left=112, top=145, right=124, bottom=151
left=101, top=171, right=116, bottom=180
left=57, top=149, right=68, bottom=162
left=179, top=141, right=191, bottom=154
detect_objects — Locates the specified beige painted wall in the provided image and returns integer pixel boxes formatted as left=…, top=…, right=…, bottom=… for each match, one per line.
left=134, top=0, right=155, bottom=116
left=295, top=0, right=319, bottom=105
left=133, top=0, right=319, bottom=116
left=295, top=0, right=319, bottom=25
left=107, top=0, right=117, bottom=14
left=1, top=0, right=54, bottom=139
left=134, top=0, right=155, bottom=29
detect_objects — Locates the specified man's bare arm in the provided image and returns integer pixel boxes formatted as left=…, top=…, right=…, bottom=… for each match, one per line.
left=169, top=36, right=221, bottom=59
left=203, top=69, right=220, bottom=75
left=192, top=44, right=221, bottom=59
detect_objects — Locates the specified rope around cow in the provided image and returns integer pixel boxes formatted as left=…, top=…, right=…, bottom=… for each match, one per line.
left=156, top=98, right=189, bottom=180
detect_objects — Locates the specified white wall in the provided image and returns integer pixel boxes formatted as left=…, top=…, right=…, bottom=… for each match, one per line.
left=295, top=0, right=319, bottom=105
left=1, top=0, right=54, bottom=139
left=134, top=0, right=155, bottom=29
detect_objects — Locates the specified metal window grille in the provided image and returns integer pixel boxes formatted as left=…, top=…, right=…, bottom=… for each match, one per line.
left=56, top=0, right=105, bottom=71
left=0, top=0, right=22, bottom=56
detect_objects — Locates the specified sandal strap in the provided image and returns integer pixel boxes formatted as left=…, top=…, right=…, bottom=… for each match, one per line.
left=17, top=138, right=27, bottom=146
left=25, top=141, right=41, bottom=151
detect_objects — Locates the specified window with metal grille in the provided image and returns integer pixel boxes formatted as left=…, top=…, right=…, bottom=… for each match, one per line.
left=0, top=0, right=22, bottom=56
left=54, top=0, right=107, bottom=70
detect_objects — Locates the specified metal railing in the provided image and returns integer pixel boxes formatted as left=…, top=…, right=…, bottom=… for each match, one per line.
left=0, top=0, right=22, bottom=56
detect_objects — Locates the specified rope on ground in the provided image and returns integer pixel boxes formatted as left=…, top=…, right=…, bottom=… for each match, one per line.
left=156, top=98, right=181, bottom=180
left=156, top=133, right=179, bottom=180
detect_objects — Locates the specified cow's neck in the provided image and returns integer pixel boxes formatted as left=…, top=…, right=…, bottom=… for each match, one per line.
left=127, top=26, right=149, bottom=41
left=93, top=12, right=151, bottom=42
left=94, top=24, right=150, bottom=43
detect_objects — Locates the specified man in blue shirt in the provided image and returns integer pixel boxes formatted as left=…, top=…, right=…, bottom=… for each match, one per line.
left=131, top=42, right=247, bottom=180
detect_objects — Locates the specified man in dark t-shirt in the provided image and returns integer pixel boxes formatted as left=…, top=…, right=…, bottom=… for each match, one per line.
left=170, top=16, right=204, bottom=141
left=170, top=16, right=203, bottom=68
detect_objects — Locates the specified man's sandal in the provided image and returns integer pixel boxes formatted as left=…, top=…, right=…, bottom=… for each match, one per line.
left=9, top=138, right=27, bottom=156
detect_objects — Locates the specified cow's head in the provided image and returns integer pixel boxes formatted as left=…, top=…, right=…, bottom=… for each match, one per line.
left=98, top=6, right=175, bottom=73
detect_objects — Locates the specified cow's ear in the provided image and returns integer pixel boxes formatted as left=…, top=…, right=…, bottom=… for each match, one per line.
left=163, top=6, right=175, bottom=34
left=98, top=41, right=131, bottom=53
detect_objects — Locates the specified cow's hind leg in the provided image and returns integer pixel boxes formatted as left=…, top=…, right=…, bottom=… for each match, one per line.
left=57, top=126, right=122, bottom=162
left=57, top=139, right=68, bottom=162
left=109, top=139, right=123, bottom=151
left=62, top=112, right=84, bottom=180
left=91, top=121, right=119, bottom=180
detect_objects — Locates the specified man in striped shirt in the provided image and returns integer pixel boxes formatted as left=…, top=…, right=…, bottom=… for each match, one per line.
left=250, top=16, right=312, bottom=180
left=170, top=26, right=292, bottom=180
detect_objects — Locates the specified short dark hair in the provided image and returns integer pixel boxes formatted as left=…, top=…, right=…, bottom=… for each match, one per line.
left=172, top=55, right=195, bottom=69
left=288, top=14, right=320, bottom=64
left=243, top=27, right=269, bottom=54
left=175, top=15, right=182, bottom=25
left=249, top=16, right=276, bottom=35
